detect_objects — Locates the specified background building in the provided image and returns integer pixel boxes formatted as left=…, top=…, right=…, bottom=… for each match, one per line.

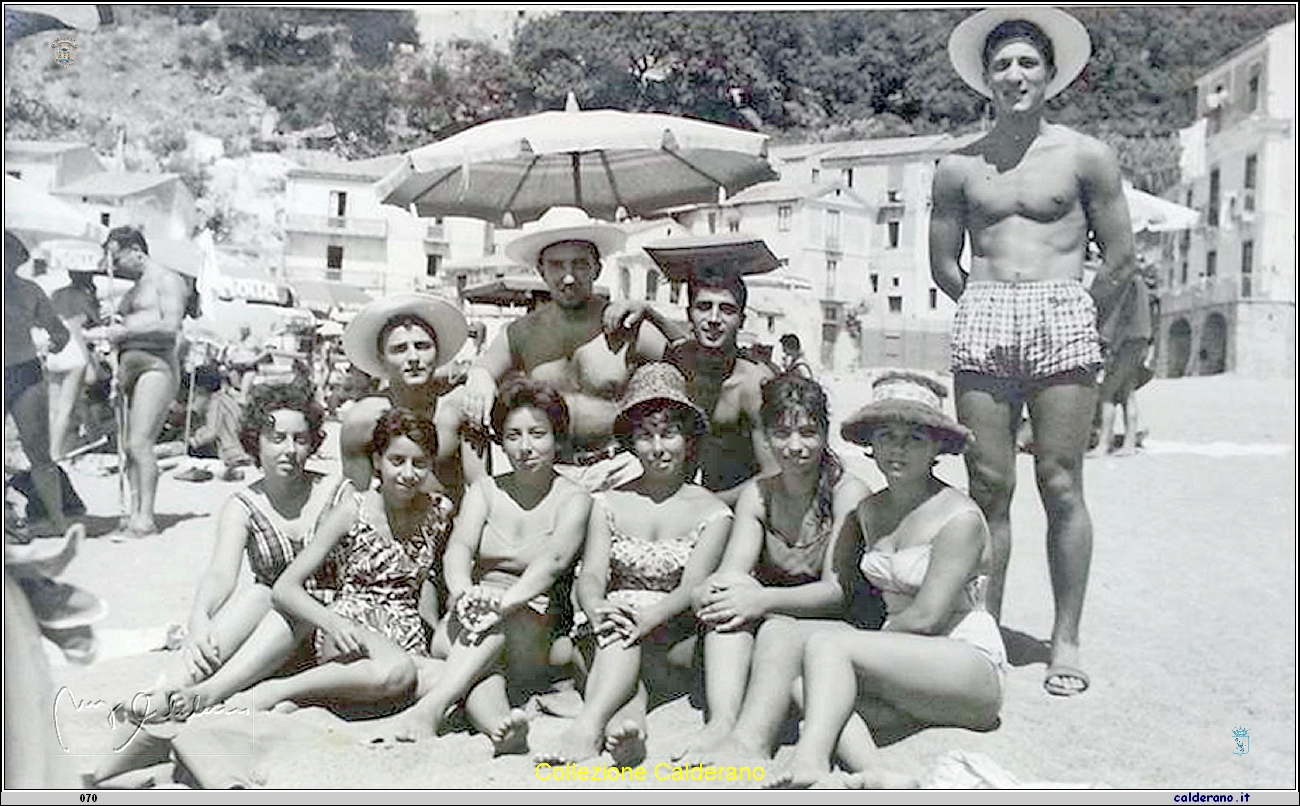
left=1159, top=20, right=1295, bottom=378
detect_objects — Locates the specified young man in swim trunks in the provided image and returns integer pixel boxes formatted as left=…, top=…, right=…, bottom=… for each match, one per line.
left=931, top=7, right=1136, bottom=697
left=85, top=227, right=190, bottom=538
left=459, top=207, right=675, bottom=493
left=609, top=236, right=781, bottom=504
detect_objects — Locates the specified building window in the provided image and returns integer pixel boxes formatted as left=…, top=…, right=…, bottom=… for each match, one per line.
left=1208, top=168, right=1220, bottom=227
left=822, top=303, right=839, bottom=323
left=645, top=269, right=659, bottom=301
left=619, top=266, right=631, bottom=299
left=887, top=189, right=902, bottom=203
left=825, top=259, right=837, bottom=298
left=1181, top=260, right=1189, bottom=285
left=887, top=220, right=900, bottom=249
left=707, top=211, right=718, bottom=234
left=728, top=219, right=740, bottom=233
left=425, top=254, right=441, bottom=277
left=1241, top=241, right=1254, bottom=297
left=326, top=245, right=344, bottom=280
left=826, top=209, right=840, bottom=249
left=1247, top=65, right=1261, bottom=111
left=841, top=168, right=854, bottom=188
left=1206, top=250, right=1217, bottom=278
left=811, top=168, right=820, bottom=183
left=777, top=205, right=792, bottom=232
left=888, top=295, right=902, bottom=313
left=329, top=190, right=347, bottom=218
left=929, top=288, right=938, bottom=309
left=1244, top=154, right=1258, bottom=211
left=891, top=276, right=900, bottom=287
left=670, top=279, right=683, bottom=304
left=483, top=222, right=496, bottom=256
left=100, top=212, right=111, bottom=226
left=870, top=273, right=879, bottom=293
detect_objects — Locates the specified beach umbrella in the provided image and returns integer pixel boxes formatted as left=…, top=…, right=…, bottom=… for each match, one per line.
left=4, top=175, right=106, bottom=248
left=376, top=93, right=778, bottom=225
left=1123, top=183, right=1200, bottom=233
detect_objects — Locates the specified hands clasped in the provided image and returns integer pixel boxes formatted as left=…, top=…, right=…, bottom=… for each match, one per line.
left=592, top=600, right=641, bottom=649
left=455, top=586, right=504, bottom=642
left=695, top=572, right=767, bottom=632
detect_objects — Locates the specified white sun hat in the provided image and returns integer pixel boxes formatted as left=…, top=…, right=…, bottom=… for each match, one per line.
left=948, top=6, right=1091, bottom=100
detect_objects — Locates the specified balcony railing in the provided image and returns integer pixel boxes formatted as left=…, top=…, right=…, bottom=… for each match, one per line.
left=285, top=214, right=387, bottom=239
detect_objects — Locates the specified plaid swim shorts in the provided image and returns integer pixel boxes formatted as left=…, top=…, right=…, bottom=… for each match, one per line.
left=951, top=280, right=1102, bottom=379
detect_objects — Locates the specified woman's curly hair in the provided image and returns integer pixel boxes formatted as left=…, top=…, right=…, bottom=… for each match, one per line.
left=237, top=379, right=326, bottom=465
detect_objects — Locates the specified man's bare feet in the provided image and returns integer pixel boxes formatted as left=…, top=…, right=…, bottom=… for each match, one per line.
left=1044, top=642, right=1089, bottom=697
left=489, top=709, right=530, bottom=757
left=533, top=722, right=604, bottom=765
left=605, top=719, right=646, bottom=767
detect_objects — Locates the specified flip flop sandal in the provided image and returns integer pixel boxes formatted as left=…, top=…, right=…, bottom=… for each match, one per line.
left=1043, top=665, right=1091, bottom=697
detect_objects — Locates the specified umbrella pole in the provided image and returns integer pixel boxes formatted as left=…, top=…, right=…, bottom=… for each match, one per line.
left=571, top=152, right=583, bottom=209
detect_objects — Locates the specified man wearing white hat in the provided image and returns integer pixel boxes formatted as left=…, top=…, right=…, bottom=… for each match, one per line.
left=931, top=7, right=1137, bottom=697
left=339, top=294, right=468, bottom=495
left=460, top=206, right=664, bottom=492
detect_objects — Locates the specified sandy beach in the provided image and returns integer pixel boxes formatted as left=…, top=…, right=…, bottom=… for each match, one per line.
left=24, top=373, right=1297, bottom=791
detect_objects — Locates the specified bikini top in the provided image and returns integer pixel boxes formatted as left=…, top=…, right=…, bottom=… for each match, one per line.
left=857, top=489, right=990, bottom=618
left=477, top=475, right=567, bottom=580
left=597, top=492, right=732, bottom=595
left=235, top=476, right=352, bottom=588
left=753, top=477, right=834, bottom=588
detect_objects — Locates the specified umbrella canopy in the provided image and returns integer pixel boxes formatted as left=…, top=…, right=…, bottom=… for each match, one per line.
left=1124, top=183, right=1200, bottom=232
left=462, top=276, right=611, bottom=308
left=377, top=94, right=778, bottom=225
left=5, top=175, right=106, bottom=248
left=291, top=279, right=374, bottom=314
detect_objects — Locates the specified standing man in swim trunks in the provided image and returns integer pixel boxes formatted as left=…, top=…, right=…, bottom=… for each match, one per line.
left=5, top=231, right=72, bottom=537
left=338, top=294, right=469, bottom=497
left=460, top=207, right=673, bottom=493
left=85, top=227, right=190, bottom=538
left=611, top=235, right=781, bottom=504
left=931, top=7, right=1135, bottom=697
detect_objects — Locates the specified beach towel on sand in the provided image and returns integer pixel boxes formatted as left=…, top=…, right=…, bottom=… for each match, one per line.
left=923, top=750, right=1107, bottom=789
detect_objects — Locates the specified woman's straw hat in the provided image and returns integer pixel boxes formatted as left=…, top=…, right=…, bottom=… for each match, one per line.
left=948, top=6, right=1091, bottom=100
left=503, top=206, right=627, bottom=269
left=841, top=370, right=972, bottom=454
left=342, top=293, right=468, bottom=378
left=613, top=362, right=708, bottom=437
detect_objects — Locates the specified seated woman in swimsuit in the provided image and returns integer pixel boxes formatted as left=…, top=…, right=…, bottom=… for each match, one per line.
left=680, top=370, right=869, bottom=766
left=222, top=407, right=455, bottom=714
left=768, top=371, right=1007, bottom=789
left=384, top=375, right=591, bottom=752
left=535, top=363, right=733, bottom=767
left=176, top=381, right=350, bottom=693
left=92, top=380, right=352, bottom=784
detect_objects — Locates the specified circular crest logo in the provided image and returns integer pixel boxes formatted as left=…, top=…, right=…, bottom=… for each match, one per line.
left=51, top=37, right=77, bottom=66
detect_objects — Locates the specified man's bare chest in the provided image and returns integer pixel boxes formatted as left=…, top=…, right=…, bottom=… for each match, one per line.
left=965, top=160, right=1081, bottom=225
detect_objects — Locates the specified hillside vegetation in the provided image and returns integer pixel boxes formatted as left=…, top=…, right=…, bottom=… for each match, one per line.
left=5, top=5, right=1294, bottom=222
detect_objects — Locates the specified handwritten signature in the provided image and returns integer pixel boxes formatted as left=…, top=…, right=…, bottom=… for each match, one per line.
left=52, top=687, right=250, bottom=753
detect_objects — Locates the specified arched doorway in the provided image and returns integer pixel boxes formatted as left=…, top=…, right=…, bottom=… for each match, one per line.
left=1167, top=318, right=1192, bottom=378
left=1199, top=312, right=1228, bottom=375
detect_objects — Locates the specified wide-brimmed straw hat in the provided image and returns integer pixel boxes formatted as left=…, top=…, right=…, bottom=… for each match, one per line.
left=841, top=370, right=972, bottom=454
left=613, top=362, right=708, bottom=438
left=643, top=234, right=780, bottom=283
left=342, top=293, right=468, bottom=378
left=503, top=206, right=627, bottom=269
left=948, top=6, right=1091, bottom=101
